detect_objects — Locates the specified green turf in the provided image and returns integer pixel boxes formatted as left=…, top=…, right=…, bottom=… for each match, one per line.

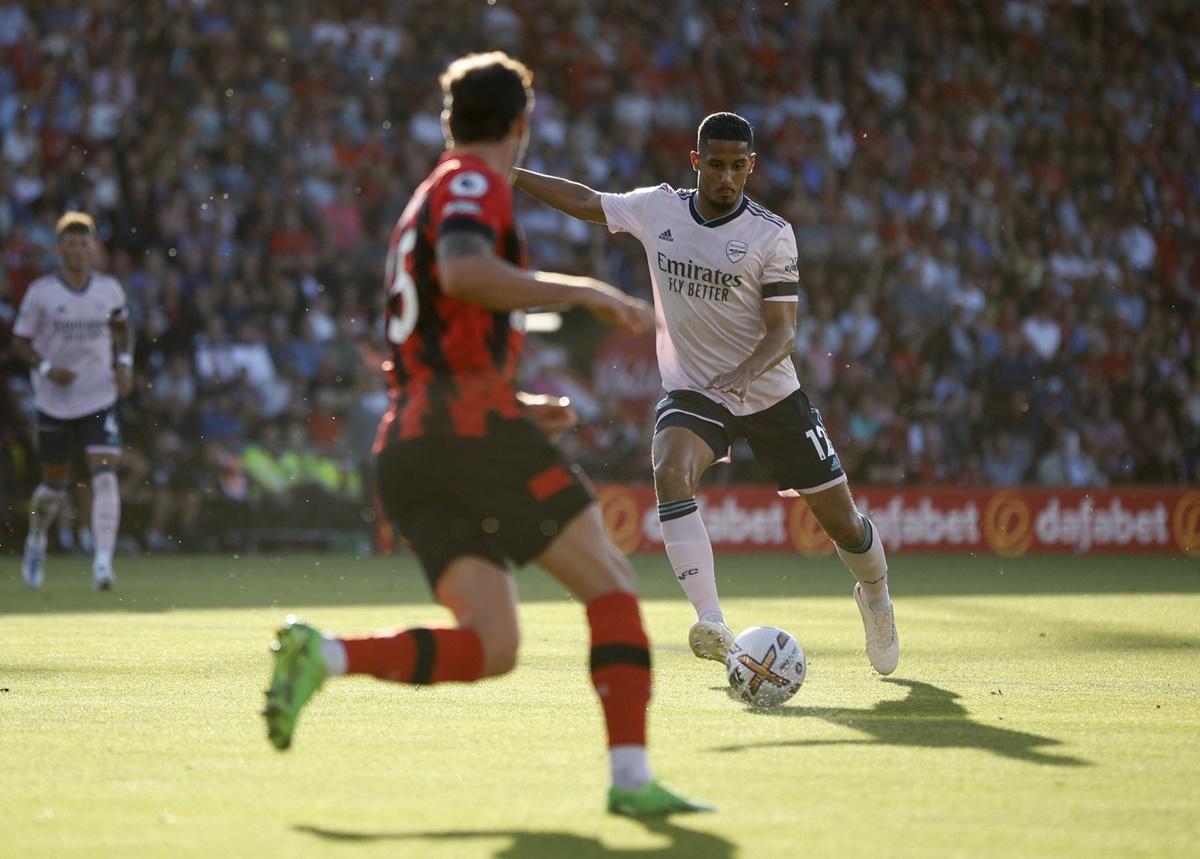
left=2, top=553, right=1198, bottom=858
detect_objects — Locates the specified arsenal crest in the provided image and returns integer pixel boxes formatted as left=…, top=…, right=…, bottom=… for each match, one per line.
left=726, top=240, right=748, bottom=263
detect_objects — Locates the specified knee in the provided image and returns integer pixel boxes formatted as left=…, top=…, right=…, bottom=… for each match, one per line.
left=653, top=458, right=696, bottom=501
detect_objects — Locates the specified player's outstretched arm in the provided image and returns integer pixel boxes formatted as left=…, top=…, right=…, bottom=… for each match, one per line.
left=706, top=300, right=797, bottom=403
left=513, top=169, right=607, bottom=224
left=437, top=232, right=651, bottom=334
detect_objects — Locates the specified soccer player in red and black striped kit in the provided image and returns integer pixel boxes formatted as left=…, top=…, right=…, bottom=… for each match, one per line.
left=262, top=52, right=710, bottom=817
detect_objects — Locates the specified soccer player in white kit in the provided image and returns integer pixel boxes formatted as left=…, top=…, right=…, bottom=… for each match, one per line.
left=515, top=113, right=899, bottom=675
left=13, top=212, right=133, bottom=591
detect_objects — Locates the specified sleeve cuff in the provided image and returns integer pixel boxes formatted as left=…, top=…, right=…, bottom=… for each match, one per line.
left=762, top=281, right=799, bottom=299
left=598, top=194, right=624, bottom=234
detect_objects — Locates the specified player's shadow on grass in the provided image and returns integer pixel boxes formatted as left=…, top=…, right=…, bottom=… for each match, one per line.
left=715, top=679, right=1088, bottom=768
left=293, top=816, right=735, bottom=858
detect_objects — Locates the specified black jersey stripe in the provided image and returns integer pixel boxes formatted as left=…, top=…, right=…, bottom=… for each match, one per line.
left=746, top=201, right=788, bottom=228
left=746, top=198, right=784, bottom=217
left=484, top=226, right=523, bottom=369
left=412, top=201, right=456, bottom=435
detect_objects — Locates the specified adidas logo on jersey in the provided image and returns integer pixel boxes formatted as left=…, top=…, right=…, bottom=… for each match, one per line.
left=658, top=229, right=673, bottom=242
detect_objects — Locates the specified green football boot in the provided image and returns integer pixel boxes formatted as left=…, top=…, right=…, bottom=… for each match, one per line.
left=263, top=616, right=327, bottom=750
left=607, top=781, right=714, bottom=817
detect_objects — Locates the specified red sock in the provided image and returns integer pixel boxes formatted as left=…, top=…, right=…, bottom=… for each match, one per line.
left=341, top=627, right=484, bottom=684
left=586, top=591, right=652, bottom=747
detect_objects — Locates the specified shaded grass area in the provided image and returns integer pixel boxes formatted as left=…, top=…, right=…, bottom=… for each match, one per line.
left=713, top=678, right=1089, bottom=766
left=2, top=553, right=1198, bottom=858
left=2, top=552, right=1198, bottom=616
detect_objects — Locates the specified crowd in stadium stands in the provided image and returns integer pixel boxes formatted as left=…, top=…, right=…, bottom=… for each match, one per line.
left=1, top=1, right=1197, bottom=550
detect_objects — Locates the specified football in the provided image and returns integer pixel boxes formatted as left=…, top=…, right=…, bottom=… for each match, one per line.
left=725, top=626, right=807, bottom=708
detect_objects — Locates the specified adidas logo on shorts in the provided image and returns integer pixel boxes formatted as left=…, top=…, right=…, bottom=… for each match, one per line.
left=658, top=229, right=673, bottom=242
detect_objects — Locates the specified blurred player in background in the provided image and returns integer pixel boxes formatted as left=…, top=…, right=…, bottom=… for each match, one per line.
left=13, top=212, right=133, bottom=591
left=515, top=112, right=899, bottom=676
left=262, top=52, right=710, bottom=817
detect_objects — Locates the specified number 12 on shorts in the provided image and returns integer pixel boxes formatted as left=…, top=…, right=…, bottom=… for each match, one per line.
left=805, top=425, right=835, bottom=460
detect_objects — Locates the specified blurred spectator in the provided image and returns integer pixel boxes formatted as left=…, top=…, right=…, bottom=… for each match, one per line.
left=982, top=431, right=1033, bottom=487
left=1036, top=429, right=1109, bottom=488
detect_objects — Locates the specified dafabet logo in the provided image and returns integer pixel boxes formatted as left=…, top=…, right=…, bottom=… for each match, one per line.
left=787, top=501, right=835, bottom=556
left=598, top=487, right=642, bottom=553
left=1171, top=491, right=1200, bottom=556
left=982, top=491, right=1033, bottom=557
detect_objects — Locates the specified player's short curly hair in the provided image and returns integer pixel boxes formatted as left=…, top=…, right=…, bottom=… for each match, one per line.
left=697, top=112, right=754, bottom=152
left=439, top=52, right=534, bottom=144
left=56, top=211, right=96, bottom=238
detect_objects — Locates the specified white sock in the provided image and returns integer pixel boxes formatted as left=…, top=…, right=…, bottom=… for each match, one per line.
left=610, top=744, right=652, bottom=790
left=91, top=469, right=120, bottom=569
left=321, top=637, right=347, bottom=677
left=27, top=484, right=66, bottom=550
left=658, top=501, right=722, bottom=621
left=835, top=515, right=891, bottom=610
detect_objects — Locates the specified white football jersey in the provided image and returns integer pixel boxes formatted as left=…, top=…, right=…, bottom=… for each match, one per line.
left=601, top=185, right=800, bottom=415
left=13, top=272, right=129, bottom=419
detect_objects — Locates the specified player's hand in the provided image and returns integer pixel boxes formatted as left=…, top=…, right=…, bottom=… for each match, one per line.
left=115, top=364, right=133, bottom=398
left=582, top=282, right=655, bottom=335
left=706, top=366, right=755, bottom=403
left=518, top=392, right=578, bottom=440
left=45, top=366, right=76, bottom=384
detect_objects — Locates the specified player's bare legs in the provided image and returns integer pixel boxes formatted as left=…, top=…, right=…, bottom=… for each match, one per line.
left=537, top=504, right=650, bottom=793
left=86, top=449, right=121, bottom=590
left=22, top=461, right=70, bottom=589
left=535, top=504, right=710, bottom=813
left=535, top=503, right=637, bottom=598
left=264, top=504, right=708, bottom=813
left=651, top=428, right=732, bottom=661
left=804, top=482, right=899, bottom=674
left=316, top=557, right=511, bottom=687
left=264, top=556, right=506, bottom=752
left=434, top=559, right=521, bottom=677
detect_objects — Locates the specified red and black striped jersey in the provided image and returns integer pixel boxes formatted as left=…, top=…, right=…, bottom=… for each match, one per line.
left=375, top=152, right=526, bottom=448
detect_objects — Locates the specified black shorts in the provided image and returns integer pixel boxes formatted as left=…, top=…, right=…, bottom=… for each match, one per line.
left=654, top=388, right=847, bottom=496
left=376, top=417, right=594, bottom=587
left=36, top=406, right=122, bottom=467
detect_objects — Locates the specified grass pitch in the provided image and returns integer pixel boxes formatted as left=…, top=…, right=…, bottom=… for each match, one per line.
left=2, top=551, right=1198, bottom=858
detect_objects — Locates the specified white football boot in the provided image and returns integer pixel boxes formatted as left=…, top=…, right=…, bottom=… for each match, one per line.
left=92, top=562, right=116, bottom=592
left=688, top=614, right=735, bottom=662
left=854, top=583, right=899, bottom=675
left=22, top=537, right=45, bottom=590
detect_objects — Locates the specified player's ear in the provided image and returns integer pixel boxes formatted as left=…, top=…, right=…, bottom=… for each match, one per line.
left=690, top=150, right=700, bottom=173
left=748, top=153, right=756, bottom=173
left=512, top=111, right=529, bottom=141
left=440, top=109, right=453, bottom=146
